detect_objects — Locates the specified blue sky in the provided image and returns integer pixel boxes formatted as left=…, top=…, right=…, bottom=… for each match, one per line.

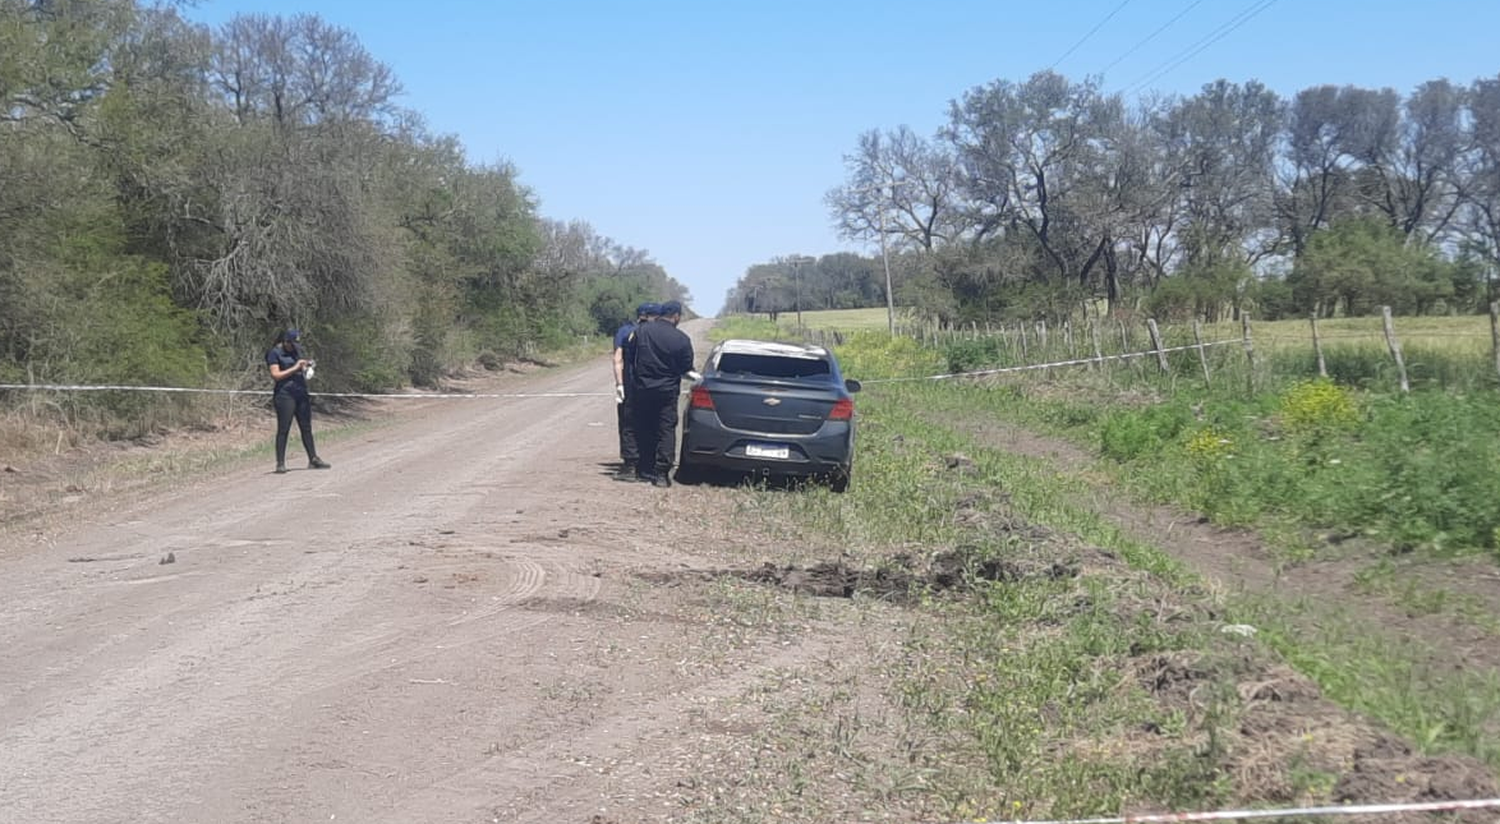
left=182, top=1, right=1500, bottom=314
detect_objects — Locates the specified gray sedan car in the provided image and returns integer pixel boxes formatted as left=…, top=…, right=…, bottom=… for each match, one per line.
left=675, top=339, right=861, bottom=491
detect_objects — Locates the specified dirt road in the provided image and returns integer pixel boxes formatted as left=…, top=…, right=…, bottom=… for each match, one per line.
left=0, top=322, right=833, bottom=824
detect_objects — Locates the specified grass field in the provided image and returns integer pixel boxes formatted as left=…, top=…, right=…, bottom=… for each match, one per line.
left=762, top=306, right=1497, bottom=355
left=773, top=306, right=910, bottom=332
left=735, top=307, right=1500, bottom=393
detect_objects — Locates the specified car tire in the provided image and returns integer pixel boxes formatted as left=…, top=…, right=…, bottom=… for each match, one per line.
left=828, top=470, right=850, bottom=494
left=675, top=461, right=704, bottom=486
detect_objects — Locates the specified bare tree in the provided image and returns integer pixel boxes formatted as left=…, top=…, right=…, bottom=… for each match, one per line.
left=1159, top=80, right=1284, bottom=267
left=945, top=71, right=1123, bottom=285
left=1367, top=79, right=1468, bottom=242
left=1277, top=84, right=1399, bottom=256
left=827, top=126, right=961, bottom=253
left=1461, top=76, right=1500, bottom=304
left=209, top=13, right=400, bottom=129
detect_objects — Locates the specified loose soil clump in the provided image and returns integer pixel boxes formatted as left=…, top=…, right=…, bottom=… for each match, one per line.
left=642, top=545, right=1076, bottom=603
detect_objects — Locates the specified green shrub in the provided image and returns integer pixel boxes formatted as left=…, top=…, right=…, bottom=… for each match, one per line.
left=835, top=330, right=946, bottom=380
left=943, top=337, right=1009, bottom=373
left=1098, top=403, right=1194, bottom=463
left=306, top=314, right=411, bottom=392
left=1278, top=378, right=1360, bottom=434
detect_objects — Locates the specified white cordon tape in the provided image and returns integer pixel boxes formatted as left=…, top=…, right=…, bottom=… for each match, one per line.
left=861, top=340, right=1243, bottom=385
left=957, top=798, right=1500, bottom=824
left=0, top=384, right=612, bottom=399
left=0, top=340, right=1240, bottom=398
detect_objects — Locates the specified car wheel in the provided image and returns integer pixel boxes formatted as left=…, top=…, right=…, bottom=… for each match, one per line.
left=828, top=470, right=850, bottom=494
left=675, top=461, right=704, bottom=486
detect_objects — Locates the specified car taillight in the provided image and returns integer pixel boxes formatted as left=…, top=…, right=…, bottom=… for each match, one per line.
left=828, top=398, right=854, bottom=420
left=689, top=385, right=715, bottom=410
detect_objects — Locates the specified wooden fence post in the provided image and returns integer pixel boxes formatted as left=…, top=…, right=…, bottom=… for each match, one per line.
left=1490, top=301, right=1500, bottom=383
left=1064, top=320, right=1075, bottom=359
left=1241, top=314, right=1256, bottom=394
left=1038, top=320, right=1052, bottom=378
left=1018, top=322, right=1029, bottom=360
left=1192, top=319, right=1211, bottom=385
left=1146, top=318, right=1169, bottom=374
left=1118, top=319, right=1142, bottom=377
left=1310, top=311, right=1327, bottom=378
left=1089, top=316, right=1103, bottom=371
left=1381, top=306, right=1410, bottom=393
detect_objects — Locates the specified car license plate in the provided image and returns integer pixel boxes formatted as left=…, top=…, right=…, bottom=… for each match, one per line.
left=745, top=443, right=790, bottom=460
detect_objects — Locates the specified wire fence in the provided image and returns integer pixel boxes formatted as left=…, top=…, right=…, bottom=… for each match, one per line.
left=801, top=302, right=1500, bottom=395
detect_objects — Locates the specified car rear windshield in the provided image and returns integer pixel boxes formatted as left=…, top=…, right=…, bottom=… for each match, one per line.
left=716, top=352, right=832, bottom=380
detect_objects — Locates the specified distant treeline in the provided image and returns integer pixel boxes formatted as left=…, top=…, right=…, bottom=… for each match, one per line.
left=727, top=71, right=1500, bottom=324
left=0, top=0, right=688, bottom=398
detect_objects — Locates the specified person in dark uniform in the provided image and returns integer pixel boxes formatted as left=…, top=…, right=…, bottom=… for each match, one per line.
left=612, top=302, right=659, bottom=480
left=266, top=328, right=331, bottom=475
left=627, top=300, right=695, bottom=487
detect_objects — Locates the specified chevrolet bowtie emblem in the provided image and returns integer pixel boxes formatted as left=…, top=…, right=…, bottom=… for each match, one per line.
left=763, top=397, right=781, bottom=406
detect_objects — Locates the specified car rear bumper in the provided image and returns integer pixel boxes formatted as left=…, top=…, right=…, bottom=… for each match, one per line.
left=679, top=410, right=852, bottom=476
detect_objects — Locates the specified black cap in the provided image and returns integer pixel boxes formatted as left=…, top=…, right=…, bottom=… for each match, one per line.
left=660, top=300, right=683, bottom=316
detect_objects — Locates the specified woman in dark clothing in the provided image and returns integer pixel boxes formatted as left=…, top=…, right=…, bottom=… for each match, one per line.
left=266, top=329, right=331, bottom=474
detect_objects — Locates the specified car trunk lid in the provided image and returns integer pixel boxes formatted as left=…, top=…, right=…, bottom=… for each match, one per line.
left=701, top=377, right=839, bottom=435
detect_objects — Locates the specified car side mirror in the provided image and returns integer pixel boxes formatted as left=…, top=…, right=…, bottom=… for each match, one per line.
left=845, top=379, right=862, bottom=393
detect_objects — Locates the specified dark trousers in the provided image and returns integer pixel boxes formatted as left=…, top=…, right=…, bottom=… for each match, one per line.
left=273, top=389, right=318, bottom=465
left=632, top=388, right=679, bottom=480
left=617, top=395, right=638, bottom=464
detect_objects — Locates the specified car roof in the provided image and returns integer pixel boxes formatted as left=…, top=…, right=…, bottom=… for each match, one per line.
left=715, top=339, right=829, bottom=360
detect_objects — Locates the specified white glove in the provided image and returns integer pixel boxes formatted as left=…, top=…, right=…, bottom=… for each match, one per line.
left=685, top=370, right=703, bottom=383
left=614, top=384, right=625, bottom=404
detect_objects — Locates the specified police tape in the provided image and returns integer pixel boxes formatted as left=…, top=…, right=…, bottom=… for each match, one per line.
left=0, top=384, right=614, bottom=399
left=0, top=341, right=1242, bottom=399
left=860, top=340, right=1243, bottom=385
left=958, top=797, right=1500, bottom=824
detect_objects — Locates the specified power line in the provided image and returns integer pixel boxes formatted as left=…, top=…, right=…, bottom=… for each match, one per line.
left=1125, top=0, right=1279, bottom=95
left=1126, top=0, right=1277, bottom=94
left=1049, top=0, right=1133, bottom=70
left=1096, top=0, right=1204, bottom=78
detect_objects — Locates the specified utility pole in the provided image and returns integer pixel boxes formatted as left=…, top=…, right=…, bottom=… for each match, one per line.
left=848, top=179, right=908, bottom=335
left=877, top=201, right=894, bottom=335
left=787, top=255, right=815, bottom=335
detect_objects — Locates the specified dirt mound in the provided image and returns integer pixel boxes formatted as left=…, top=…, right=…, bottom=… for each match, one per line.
left=1129, top=649, right=1499, bottom=819
left=642, top=547, right=1081, bottom=603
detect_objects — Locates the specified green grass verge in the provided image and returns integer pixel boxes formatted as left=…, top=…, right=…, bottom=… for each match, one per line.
left=722, top=394, right=1280, bottom=817
left=851, top=382, right=1500, bottom=772
left=712, top=310, right=1500, bottom=805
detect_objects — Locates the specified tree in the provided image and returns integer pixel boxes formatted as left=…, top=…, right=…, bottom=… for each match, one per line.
left=1461, top=75, right=1500, bottom=305
left=1366, top=79, right=1467, bottom=241
left=944, top=72, right=1153, bottom=301
left=0, top=0, right=136, bottom=139
left=1289, top=218, right=1455, bottom=316
left=1277, top=84, right=1400, bottom=256
left=1158, top=80, right=1283, bottom=267
left=827, top=126, right=961, bottom=253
